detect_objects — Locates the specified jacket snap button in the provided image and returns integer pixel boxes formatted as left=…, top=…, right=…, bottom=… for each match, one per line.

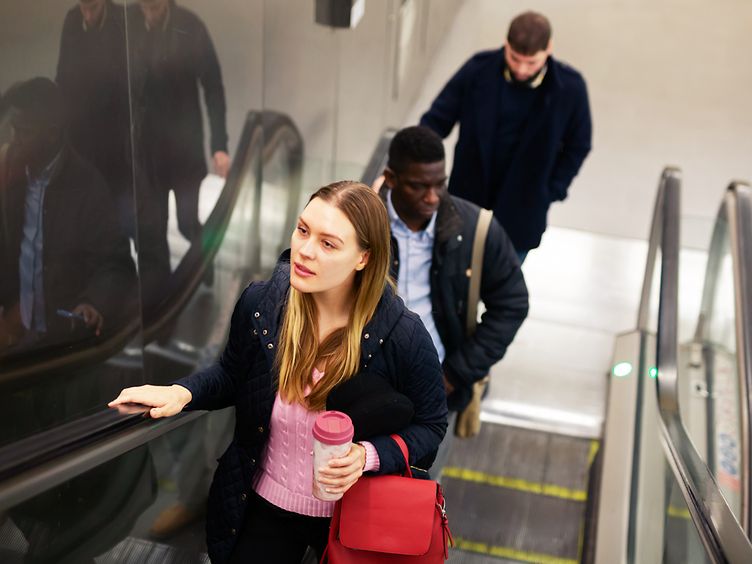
left=231, top=528, right=237, bottom=535
left=252, top=329, right=258, bottom=335
left=254, top=312, right=260, bottom=318
left=364, top=333, right=370, bottom=340
left=258, top=426, right=264, bottom=433
left=457, top=235, right=463, bottom=241
left=368, top=354, right=372, bottom=358
left=241, top=493, right=247, bottom=501
left=267, top=343, right=274, bottom=349
left=379, top=339, right=383, bottom=344
left=262, top=329, right=268, bottom=335
left=251, top=458, right=256, bottom=465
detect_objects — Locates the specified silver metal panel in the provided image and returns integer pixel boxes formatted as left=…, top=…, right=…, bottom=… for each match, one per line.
left=594, top=330, right=641, bottom=564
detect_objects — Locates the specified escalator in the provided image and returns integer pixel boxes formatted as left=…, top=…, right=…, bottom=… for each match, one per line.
left=593, top=169, right=752, bottom=562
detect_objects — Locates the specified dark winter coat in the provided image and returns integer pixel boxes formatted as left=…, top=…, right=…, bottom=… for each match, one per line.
left=420, top=48, right=592, bottom=252
left=56, top=0, right=132, bottom=191
left=176, top=254, right=448, bottom=563
left=0, top=144, right=137, bottom=341
left=128, top=1, right=228, bottom=179
left=385, top=191, right=529, bottom=411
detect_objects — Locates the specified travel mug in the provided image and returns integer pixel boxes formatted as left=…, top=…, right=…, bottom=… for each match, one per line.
left=312, top=410, right=354, bottom=501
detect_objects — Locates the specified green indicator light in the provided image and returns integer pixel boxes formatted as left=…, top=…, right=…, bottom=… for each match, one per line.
left=613, top=362, right=633, bottom=378
left=649, top=367, right=658, bottom=379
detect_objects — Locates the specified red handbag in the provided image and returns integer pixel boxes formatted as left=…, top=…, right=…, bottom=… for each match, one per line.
left=321, top=434, right=453, bottom=563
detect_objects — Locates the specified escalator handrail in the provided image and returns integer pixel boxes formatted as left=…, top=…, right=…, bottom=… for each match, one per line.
left=692, top=182, right=752, bottom=536
left=728, top=182, right=752, bottom=535
left=641, top=168, right=752, bottom=561
left=637, top=167, right=678, bottom=331
left=0, top=409, right=204, bottom=512
left=360, top=128, right=398, bottom=187
left=0, top=110, right=303, bottom=387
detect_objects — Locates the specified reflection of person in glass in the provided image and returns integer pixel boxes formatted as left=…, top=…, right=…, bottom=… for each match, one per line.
left=131, top=0, right=230, bottom=253
left=110, top=182, right=447, bottom=563
left=56, top=0, right=132, bottom=234
left=0, top=78, right=136, bottom=351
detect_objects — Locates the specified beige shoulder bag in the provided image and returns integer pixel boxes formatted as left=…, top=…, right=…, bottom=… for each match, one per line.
left=454, top=208, right=493, bottom=438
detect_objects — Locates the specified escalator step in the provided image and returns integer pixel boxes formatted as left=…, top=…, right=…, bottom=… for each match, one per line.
left=442, top=423, right=597, bottom=563
left=95, top=537, right=209, bottom=564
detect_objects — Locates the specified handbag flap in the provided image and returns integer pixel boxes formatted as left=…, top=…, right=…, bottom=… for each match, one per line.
left=339, top=474, right=438, bottom=555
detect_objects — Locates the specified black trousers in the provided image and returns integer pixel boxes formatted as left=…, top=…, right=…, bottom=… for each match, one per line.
left=228, top=491, right=331, bottom=564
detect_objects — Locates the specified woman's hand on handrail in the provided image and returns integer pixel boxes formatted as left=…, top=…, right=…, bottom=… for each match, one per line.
left=108, top=384, right=193, bottom=419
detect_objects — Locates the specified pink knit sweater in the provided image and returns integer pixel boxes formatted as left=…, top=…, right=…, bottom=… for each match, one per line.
left=253, top=368, right=380, bottom=517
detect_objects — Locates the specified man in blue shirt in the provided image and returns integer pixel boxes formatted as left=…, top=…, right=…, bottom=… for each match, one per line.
left=0, top=78, right=136, bottom=351
left=381, top=126, right=529, bottom=477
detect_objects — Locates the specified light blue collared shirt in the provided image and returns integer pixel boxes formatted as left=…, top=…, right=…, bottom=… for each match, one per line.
left=386, top=190, right=445, bottom=363
left=19, top=153, right=61, bottom=332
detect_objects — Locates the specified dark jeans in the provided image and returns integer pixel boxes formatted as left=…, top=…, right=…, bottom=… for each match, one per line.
left=151, top=166, right=204, bottom=243
left=139, top=162, right=204, bottom=310
left=228, top=491, right=331, bottom=564
left=428, top=410, right=458, bottom=481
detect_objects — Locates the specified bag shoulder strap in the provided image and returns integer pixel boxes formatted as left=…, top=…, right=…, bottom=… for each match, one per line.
left=466, top=208, right=493, bottom=337
left=389, top=434, right=412, bottom=478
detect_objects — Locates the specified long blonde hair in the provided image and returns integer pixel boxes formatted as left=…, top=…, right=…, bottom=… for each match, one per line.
left=276, top=181, right=392, bottom=410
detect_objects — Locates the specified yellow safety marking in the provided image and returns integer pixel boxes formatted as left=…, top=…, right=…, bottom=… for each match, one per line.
left=667, top=505, right=691, bottom=520
left=442, top=466, right=587, bottom=502
left=453, top=536, right=578, bottom=564
left=576, top=439, right=600, bottom=561
left=587, top=440, right=600, bottom=466
left=576, top=519, right=585, bottom=560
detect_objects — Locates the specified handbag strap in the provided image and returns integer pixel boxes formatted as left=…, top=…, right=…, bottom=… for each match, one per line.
left=389, top=434, right=412, bottom=478
left=466, top=208, right=493, bottom=337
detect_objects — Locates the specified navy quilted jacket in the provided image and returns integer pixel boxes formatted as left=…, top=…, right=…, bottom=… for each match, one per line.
left=176, top=254, right=448, bottom=563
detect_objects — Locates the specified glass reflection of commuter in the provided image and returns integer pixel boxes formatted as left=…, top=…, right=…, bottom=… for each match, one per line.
left=110, top=182, right=447, bottom=563
left=57, top=0, right=171, bottom=312
left=0, top=78, right=136, bottom=352
left=56, top=1, right=131, bottom=230
left=131, top=0, right=230, bottom=264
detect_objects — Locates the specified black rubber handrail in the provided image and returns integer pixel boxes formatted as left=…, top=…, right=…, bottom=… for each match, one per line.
left=360, top=128, right=397, bottom=187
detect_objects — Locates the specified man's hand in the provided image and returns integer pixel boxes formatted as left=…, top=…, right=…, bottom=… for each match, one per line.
left=443, top=375, right=455, bottom=396
left=72, top=303, right=103, bottom=336
left=0, top=305, right=23, bottom=348
left=213, top=151, right=231, bottom=178
left=0, top=315, right=18, bottom=349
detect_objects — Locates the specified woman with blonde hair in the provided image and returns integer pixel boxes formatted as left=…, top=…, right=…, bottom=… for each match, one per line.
left=110, top=180, right=448, bottom=563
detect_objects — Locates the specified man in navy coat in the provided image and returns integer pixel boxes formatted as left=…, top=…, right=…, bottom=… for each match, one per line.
left=420, top=11, right=592, bottom=262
